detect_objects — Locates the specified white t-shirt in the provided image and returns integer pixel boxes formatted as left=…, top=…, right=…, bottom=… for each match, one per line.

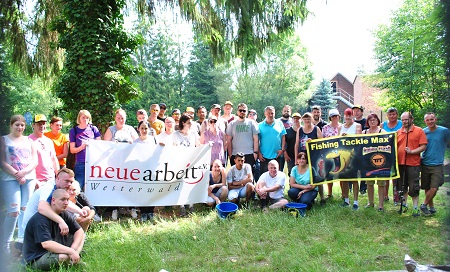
left=257, top=171, right=286, bottom=199
left=22, top=181, right=56, bottom=229
left=226, top=163, right=253, bottom=183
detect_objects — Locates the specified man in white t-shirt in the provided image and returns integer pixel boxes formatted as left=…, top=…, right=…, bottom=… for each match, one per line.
left=255, top=160, right=288, bottom=211
left=226, top=153, right=255, bottom=204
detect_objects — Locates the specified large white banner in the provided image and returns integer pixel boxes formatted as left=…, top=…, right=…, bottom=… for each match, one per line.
left=85, top=141, right=211, bottom=206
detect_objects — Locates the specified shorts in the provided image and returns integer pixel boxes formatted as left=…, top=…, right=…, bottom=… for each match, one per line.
left=267, top=196, right=286, bottom=205
left=228, top=183, right=252, bottom=200
left=366, top=180, right=386, bottom=186
left=421, top=164, right=444, bottom=190
left=30, top=252, right=60, bottom=271
left=207, top=187, right=224, bottom=203
left=398, top=165, right=421, bottom=197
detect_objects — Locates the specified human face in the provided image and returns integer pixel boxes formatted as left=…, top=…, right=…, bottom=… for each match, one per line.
left=264, top=109, right=275, bottom=122
left=352, top=108, right=363, bottom=119
left=268, top=162, right=278, bottom=177
left=138, top=123, right=150, bottom=136
left=115, top=112, right=126, bottom=126
left=50, top=121, right=63, bottom=134
left=237, top=107, right=247, bottom=119
left=400, top=113, right=413, bottom=129
left=11, top=120, right=26, bottom=136
left=159, top=106, right=166, bottom=115
left=32, top=121, right=46, bottom=136
left=368, top=117, right=379, bottom=129
left=211, top=107, right=220, bottom=117
left=150, top=106, right=160, bottom=117
left=302, top=117, right=312, bottom=126
left=56, top=172, right=75, bottom=189
left=223, top=104, right=232, bottom=114
left=248, top=112, right=257, bottom=121
left=165, top=117, right=175, bottom=129
left=293, top=117, right=301, bottom=125
left=137, top=114, right=147, bottom=122
left=344, top=114, right=353, bottom=124
left=197, top=108, right=207, bottom=120
left=330, top=115, right=340, bottom=123
left=234, top=156, right=244, bottom=169
left=212, top=161, right=221, bottom=172
left=424, top=114, right=437, bottom=129
left=282, top=106, right=291, bottom=118
left=312, top=109, right=321, bottom=121
left=387, top=111, right=398, bottom=122
left=53, top=192, right=70, bottom=213
left=172, top=112, right=180, bottom=121
left=67, top=185, right=77, bottom=199
left=80, top=114, right=90, bottom=126
left=297, top=156, right=307, bottom=166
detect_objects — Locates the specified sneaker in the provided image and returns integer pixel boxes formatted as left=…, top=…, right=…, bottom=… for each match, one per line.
left=180, top=207, right=186, bottom=217
left=412, top=208, right=420, bottom=217
left=93, top=214, right=102, bottom=222
left=420, top=204, right=431, bottom=216
left=378, top=208, right=384, bottom=212
left=111, top=209, right=118, bottom=221
left=141, top=213, right=148, bottom=222
left=262, top=207, right=269, bottom=213
left=429, top=207, right=436, bottom=215
left=340, top=202, right=350, bottom=207
left=365, top=203, right=374, bottom=209
left=394, top=201, right=398, bottom=206
left=130, top=208, right=138, bottom=219
left=320, top=199, right=326, bottom=206
left=352, top=204, right=359, bottom=211
left=148, top=213, right=155, bottom=222
left=401, top=204, right=408, bottom=213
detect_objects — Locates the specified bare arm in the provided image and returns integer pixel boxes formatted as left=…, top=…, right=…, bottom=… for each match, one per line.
left=294, top=129, right=300, bottom=161
left=38, top=201, right=69, bottom=235
left=356, top=123, right=362, bottom=134
left=226, top=134, right=233, bottom=156
left=41, top=240, right=79, bottom=263
left=103, top=128, right=113, bottom=141
left=69, top=142, right=86, bottom=154
left=57, top=142, right=69, bottom=160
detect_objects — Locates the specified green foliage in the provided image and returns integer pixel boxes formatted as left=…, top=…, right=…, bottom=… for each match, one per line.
left=231, top=35, right=313, bottom=117
left=309, top=78, right=337, bottom=113
left=52, top=0, right=142, bottom=132
left=373, top=0, right=448, bottom=127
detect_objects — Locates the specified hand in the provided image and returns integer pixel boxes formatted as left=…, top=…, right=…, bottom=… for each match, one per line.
left=159, top=142, right=166, bottom=146
left=285, top=154, right=291, bottom=162
left=69, top=250, right=80, bottom=264
left=258, top=154, right=264, bottom=161
left=58, top=222, right=69, bottom=236
left=405, top=147, right=412, bottom=154
left=79, top=209, right=88, bottom=217
left=297, top=191, right=304, bottom=199
left=17, top=177, right=26, bottom=185
left=215, top=198, right=221, bottom=205
left=276, top=149, right=283, bottom=158
left=341, top=133, right=347, bottom=136
left=14, top=170, right=25, bottom=180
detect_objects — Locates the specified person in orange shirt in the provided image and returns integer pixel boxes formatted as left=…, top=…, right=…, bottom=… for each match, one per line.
left=397, top=112, right=427, bottom=217
left=44, top=117, right=69, bottom=169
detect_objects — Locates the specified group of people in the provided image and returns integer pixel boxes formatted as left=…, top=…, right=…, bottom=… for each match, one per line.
left=1, top=100, right=449, bottom=270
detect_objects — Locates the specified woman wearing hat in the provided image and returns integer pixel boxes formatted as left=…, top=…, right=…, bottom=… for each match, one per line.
left=322, top=109, right=342, bottom=198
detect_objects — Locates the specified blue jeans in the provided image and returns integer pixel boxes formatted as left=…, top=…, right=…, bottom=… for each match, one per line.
left=2, top=179, right=35, bottom=245
left=74, top=162, right=86, bottom=191
left=288, top=188, right=318, bottom=208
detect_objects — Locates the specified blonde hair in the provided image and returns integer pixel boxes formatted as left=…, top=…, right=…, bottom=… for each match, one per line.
left=76, top=110, right=92, bottom=125
left=115, top=108, right=126, bottom=118
left=71, top=180, right=81, bottom=195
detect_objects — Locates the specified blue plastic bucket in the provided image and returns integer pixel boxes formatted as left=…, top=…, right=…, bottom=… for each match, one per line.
left=216, top=202, right=238, bottom=219
left=285, top=203, right=307, bottom=218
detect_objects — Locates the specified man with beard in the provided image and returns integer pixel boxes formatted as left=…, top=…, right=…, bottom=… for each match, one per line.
left=397, top=112, right=427, bottom=217
left=226, top=103, right=259, bottom=170
left=277, top=105, right=293, bottom=172
left=311, top=105, right=327, bottom=131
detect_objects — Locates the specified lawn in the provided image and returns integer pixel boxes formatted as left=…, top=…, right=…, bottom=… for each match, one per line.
left=12, top=182, right=449, bottom=272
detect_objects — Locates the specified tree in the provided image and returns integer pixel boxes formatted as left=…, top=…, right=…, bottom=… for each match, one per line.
left=52, top=0, right=141, bottom=131
left=373, top=0, right=448, bottom=126
left=308, top=78, right=336, bottom=114
left=184, top=41, right=219, bottom=108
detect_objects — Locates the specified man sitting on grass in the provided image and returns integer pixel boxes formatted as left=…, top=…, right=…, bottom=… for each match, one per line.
left=255, top=160, right=288, bottom=211
left=23, top=189, right=85, bottom=271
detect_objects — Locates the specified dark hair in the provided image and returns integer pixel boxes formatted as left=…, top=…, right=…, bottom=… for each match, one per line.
left=365, top=113, right=381, bottom=127
left=10, top=115, right=26, bottom=126
left=50, top=116, right=63, bottom=124
left=178, top=114, right=191, bottom=130
left=387, top=107, right=398, bottom=114
left=197, top=106, right=206, bottom=112
left=137, top=120, right=150, bottom=130
left=297, top=152, right=308, bottom=164
left=235, top=152, right=245, bottom=159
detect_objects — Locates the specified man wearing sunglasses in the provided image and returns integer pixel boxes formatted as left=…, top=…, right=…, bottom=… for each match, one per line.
left=157, top=103, right=168, bottom=122
left=226, top=103, right=259, bottom=173
left=148, top=104, right=165, bottom=135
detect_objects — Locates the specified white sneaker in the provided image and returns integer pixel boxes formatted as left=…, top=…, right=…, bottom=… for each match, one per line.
left=111, top=209, right=118, bottom=221
left=130, top=208, right=138, bottom=219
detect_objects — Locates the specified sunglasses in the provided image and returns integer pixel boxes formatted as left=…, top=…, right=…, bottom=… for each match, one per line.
left=238, top=109, right=247, bottom=113
left=151, top=109, right=159, bottom=112
left=209, top=120, right=217, bottom=123
left=160, top=107, right=166, bottom=110
left=172, top=113, right=180, bottom=116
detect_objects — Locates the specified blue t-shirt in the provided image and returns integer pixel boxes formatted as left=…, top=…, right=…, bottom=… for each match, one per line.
left=421, top=126, right=450, bottom=166
left=381, top=120, right=402, bottom=132
left=258, top=119, right=286, bottom=159
left=290, top=166, right=318, bottom=191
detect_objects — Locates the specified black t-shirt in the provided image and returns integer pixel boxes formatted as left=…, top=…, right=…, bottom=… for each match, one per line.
left=315, top=120, right=327, bottom=130
left=285, top=127, right=298, bottom=160
left=23, top=211, right=81, bottom=263
left=355, top=118, right=368, bottom=130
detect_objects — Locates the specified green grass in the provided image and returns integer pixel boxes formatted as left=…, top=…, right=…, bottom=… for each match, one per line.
left=13, top=184, right=449, bottom=272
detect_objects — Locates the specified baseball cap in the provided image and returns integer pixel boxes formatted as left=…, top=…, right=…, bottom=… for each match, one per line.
left=223, top=101, right=233, bottom=106
left=172, top=109, right=180, bottom=114
left=328, top=109, right=340, bottom=117
left=211, top=104, right=221, bottom=109
left=159, top=103, right=167, bottom=109
left=292, top=113, right=301, bottom=118
left=136, top=109, right=147, bottom=116
left=302, top=112, right=313, bottom=119
left=249, top=109, right=257, bottom=114
left=34, top=114, right=47, bottom=123
left=186, top=107, right=195, bottom=113
left=352, top=105, right=364, bottom=111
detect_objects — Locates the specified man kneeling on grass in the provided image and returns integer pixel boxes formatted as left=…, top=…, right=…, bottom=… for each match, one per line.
left=23, top=189, right=85, bottom=271
left=255, top=160, right=288, bottom=211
